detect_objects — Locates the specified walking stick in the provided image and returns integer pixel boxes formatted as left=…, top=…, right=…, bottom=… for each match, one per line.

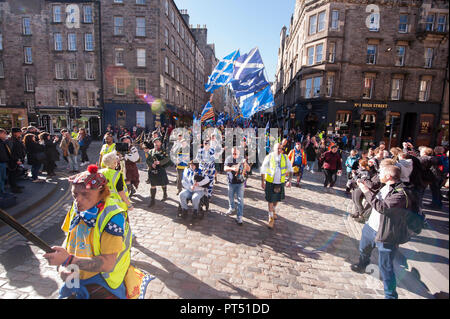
left=0, top=208, right=55, bottom=253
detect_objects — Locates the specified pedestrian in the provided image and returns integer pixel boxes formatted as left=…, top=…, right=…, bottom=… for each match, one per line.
left=43, top=165, right=152, bottom=299
left=6, top=128, right=27, bottom=193
left=100, top=151, right=133, bottom=212
left=305, top=136, right=318, bottom=173
left=23, top=133, right=46, bottom=182
left=99, top=133, right=116, bottom=169
left=144, top=137, right=171, bottom=207
left=120, top=136, right=140, bottom=197
left=60, top=129, right=80, bottom=173
left=178, top=161, right=210, bottom=219
left=351, top=165, right=413, bottom=299
left=0, top=129, right=10, bottom=193
left=174, top=138, right=189, bottom=195
left=345, top=150, right=360, bottom=193
left=39, top=132, right=59, bottom=177
left=288, top=141, right=307, bottom=188
left=260, top=142, right=293, bottom=229
left=321, top=145, right=342, bottom=191
left=419, top=147, right=442, bottom=209
left=78, top=128, right=91, bottom=167
left=224, top=147, right=251, bottom=225
left=395, top=152, right=413, bottom=184
left=71, top=126, right=79, bottom=140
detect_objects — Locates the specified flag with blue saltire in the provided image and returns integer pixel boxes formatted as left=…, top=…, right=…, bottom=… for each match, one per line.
left=232, top=47, right=265, bottom=83
left=232, top=104, right=243, bottom=121
left=216, top=112, right=225, bottom=126
left=224, top=112, right=230, bottom=123
left=205, top=50, right=240, bottom=93
left=239, top=85, right=274, bottom=119
left=200, top=102, right=215, bottom=122
left=231, top=68, right=269, bottom=98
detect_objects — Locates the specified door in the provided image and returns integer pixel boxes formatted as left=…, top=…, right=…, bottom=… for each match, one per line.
left=116, top=110, right=126, bottom=127
left=89, top=117, right=101, bottom=140
left=401, top=113, right=417, bottom=144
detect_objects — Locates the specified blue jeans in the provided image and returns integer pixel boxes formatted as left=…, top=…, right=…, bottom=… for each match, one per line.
left=68, top=154, right=78, bottom=171
left=31, top=163, right=42, bottom=180
left=179, top=189, right=204, bottom=210
left=228, top=183, right=244, bottom=218
left=0, top=162, right=7, bottom=193
left=307, top=161, right=315, bottom=171
left=358, top=224, right=398, bottom=299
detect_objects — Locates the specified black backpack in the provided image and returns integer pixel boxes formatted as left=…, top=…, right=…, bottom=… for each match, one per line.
left=396, top=185, right=426, bottom=244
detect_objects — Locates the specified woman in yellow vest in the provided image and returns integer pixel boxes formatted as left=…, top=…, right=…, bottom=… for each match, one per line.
left=100, top=151, right=133, bottom=212
left=99, top=133, right=116, bottom=168
left=43, top=165, right=153, bottom=299
left=260, top=143, right=294, bottom=229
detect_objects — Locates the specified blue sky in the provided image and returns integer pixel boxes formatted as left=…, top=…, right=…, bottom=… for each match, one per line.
left=174, top=0, right=295, bottom=82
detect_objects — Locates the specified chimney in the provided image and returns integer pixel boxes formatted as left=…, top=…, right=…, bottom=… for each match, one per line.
left=180, top=9, right=190, bottom=25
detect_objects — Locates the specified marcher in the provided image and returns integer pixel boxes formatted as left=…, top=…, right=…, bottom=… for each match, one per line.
left=196, top=139, right=217, bottom=199
left=60, top=129, right=80, bottom=173
left=305, top=136, right=318, bottom=173
left=321, top=145, right=342, bottom=191
left=172, top=135, right=189, bottom=195
left=120, top=136, right=140, bottom=198
left=288, top=141, right=307, bottom=188
left=345, top=150, right=360, bottom=193
left=224, top=147, right=250, bottom=225
left=179, top=161, right=210, bottom=219
left=144, top=137, right=171, bottom=207
left=351, top=165, right=412, bottom=299
left=260, top=143, right=293, bottom=229
left=43, top=165, right=152, bottom=299
left=99, top=134, right=116, bottom=169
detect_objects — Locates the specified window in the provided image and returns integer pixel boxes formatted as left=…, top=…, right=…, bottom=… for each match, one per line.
left=315, top=44, right=323, bottom=63
left=331, top=10, right=339, bottom=30
left=181, top=26, right=185, bottom=39
left=437, top=15, right=447, bottom=32
left=328, top=42, right=336, bottom=63
left=55, top=63, right=64, bottom=79
left=25, top=73, right=34, bottom=92
left=164, top=0, right=169, bottom=16
left=136, top=0, right=146, bottom=4
left=176, top=42, right=180, bottom=57
left=172, top=87, right=175, bottom=102
left=70, top=91, right=79, bottom=106
left=307, top=47, right=314, bottom=66
left=85, top=63, right=95, bottom=80
left=326, top=74, right=334, bottom=97
left=24, top=47, right=32, bottom=64
left=23, top=18, right=31, bottom=35
left=399, top=15, right=408, bottom=33
left=391, top=78, right=403, bottom=100
left=164, top=28, right=169, bottom=46
left=84, top=6, right=93, bottom=23
left=171, top=61, right=174, bottom=78
left=115, top=48, right=124, bottom=66
left=115, top=78, right=126, bottom=95
left=53, top=6, right=62, bottom=23
left=68, top=63, right=77, bottom=79
left=309, top=15, right=317, bottom=35
left=305, top=78, right=312, bottom=98
left=26, top=98, right=35, bottom=113
left=419, top=79, right=431, bottom=101
left=176, top=18, right=180, bottom=33
left=85, top=33, right=94, bottom=51
left=366, top=45, right=377, bottom=64
left=114, top=0, right=124, bottom=3
left=114, top=16, right=124, bottom=35
left=136, top=17, right=146, bottom=37
left=87, top=91, right=96, bottom=107
left=425, top=48, right=433, bottom=68
left=0, top=61, right=4, bottom=78
left=318, top=11, right=326, bottom=32
left=368, top=12, right=380, bottom=31
left=425, top=14, right=435, bottom=31
left=170, top=8, right=174, bottom=25
left=137, top=49, right=146, bottom=67
left=165, top=84, right=170, bottom=100
left=164, top=56, right=169, bottom=73
left=54, top=33, right=63, bottom=51
left=57, top=90, right=66, bottom=107
left=313, top=77, right=322, bottom=97
left=0, top=90, right=6, bottom=106
left=176, top=67, right=180, bottom=82
left=171, top=36, right=175, bottom=51
left=68, top=33, right=77, bottom=51
left=395, top=46, right=405, bottom=66
left=363, top=76, right=374, bottom=99
left=135, top=78, right=146, bottom=95
left=0, top=34, right=2, bottom=51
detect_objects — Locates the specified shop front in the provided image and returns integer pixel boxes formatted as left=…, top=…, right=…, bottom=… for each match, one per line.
left=104, top=103, right=155, bottom=133
left=327, top=100, right=441, bottom=149
left=0, top=107, right=28, bottom=130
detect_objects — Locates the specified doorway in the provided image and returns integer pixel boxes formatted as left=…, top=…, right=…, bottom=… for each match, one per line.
left=401, top=113, right=417, bottom=143
left=304, top=112, right=319, bottom=135
left=89, top=117, right=101, bottom=140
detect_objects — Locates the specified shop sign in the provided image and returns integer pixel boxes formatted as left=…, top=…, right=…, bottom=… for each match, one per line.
left=354, top=102, right=388, bottom=109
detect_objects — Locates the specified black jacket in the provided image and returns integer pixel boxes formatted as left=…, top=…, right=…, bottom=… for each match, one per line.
left=419, top=155, right=439, bottom=185
left=407, top=154, right=424, bottom=189
left=0, top=139, right=10, bottom=163
left=25, top=141, right=45, bottom=165
left=363, top=182, right=409, bottom=245
left=44, top=139, right=60, bottom=162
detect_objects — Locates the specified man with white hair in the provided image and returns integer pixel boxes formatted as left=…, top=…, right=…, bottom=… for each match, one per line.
left=260, top=142, right=293, bottom=229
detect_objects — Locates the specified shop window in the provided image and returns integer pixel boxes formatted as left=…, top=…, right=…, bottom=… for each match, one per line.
left=419, top=114, right=434, bottom=135
left=0, top=90, right=6, bottom=106
left=117, top=110, right=126, bottom=127
left=335, top=111, right=351, bottom=135
left=360, top=112, right=377, bottom=138
left=384, top=112, right=401, bottom=141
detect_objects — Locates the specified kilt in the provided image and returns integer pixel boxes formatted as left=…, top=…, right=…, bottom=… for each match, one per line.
left=148, top=168, right=169, bottom=186
left=265, top=181, right=285, bottom=203
left=125, top=161, right=140, bottom=188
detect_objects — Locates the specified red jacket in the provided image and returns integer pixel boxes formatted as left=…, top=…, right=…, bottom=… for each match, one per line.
left=321, top=151, right=342, bottom=170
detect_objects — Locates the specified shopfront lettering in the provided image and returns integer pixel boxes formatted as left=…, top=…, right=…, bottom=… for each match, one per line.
left=354, top=103, right=388, bottom=109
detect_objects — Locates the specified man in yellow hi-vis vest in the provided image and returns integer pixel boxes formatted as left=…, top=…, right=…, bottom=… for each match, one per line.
left=99, top=134, right=116, bottom=168
left=260, top=142, right=293, bottom=229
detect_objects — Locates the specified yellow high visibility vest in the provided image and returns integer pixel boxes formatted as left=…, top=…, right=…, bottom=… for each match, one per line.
left=265, top=153, right=287, bottom=184
left=100, top=168, right=129, bottom=212
left=100, top=143, right=116, bottom=168
left=64, top=198, right=132, bottom=290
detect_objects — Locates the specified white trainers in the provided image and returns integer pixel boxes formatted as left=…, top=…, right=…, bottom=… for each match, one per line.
left=225, top=208, right=236, bottom=215
left=235, top=216, right=243, bottom=225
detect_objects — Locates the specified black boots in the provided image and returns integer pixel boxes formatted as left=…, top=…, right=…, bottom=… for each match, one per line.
left=148, top=188, right=156, bottom=207
left=161, top=186, right=168, bottom=201
left=350, top=263, right=367, bottom=274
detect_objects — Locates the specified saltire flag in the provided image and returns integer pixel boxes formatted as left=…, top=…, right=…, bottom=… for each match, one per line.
left=232, top=47, right=265, bottom=83
left=216, top=112, right=225, bottom=126
left=205, top=50, right=240, bottom=93
left=239, top=85, right=274, bottom=119
left=200, top=102, right=215, bottom=122
left=224, top=112, right=230, bottom=123
left=232, top=104, right=243, bottom=121
left=231, top=68, right=269, bottom=98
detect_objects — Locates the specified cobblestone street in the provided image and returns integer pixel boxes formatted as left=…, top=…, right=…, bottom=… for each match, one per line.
left=0, top=147, right=430, bottom=299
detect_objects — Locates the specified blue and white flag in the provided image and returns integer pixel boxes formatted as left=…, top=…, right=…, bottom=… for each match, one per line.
left=216, top=112, right=225, bottom=126
left=232, top=47, right=265, bottom=82
left=205, top=50, right=240, bottom=93
left=231, top=68, right=269, bottom=98
left=200, top=102, right=215, bottom=122
left=239, top=85, right=274, bottom=119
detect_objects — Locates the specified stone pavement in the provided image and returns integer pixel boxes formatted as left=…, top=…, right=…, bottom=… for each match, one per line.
left=0, top=144, right=441, bottom=299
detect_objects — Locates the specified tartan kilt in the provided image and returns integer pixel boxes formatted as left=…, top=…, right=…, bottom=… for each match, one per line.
left=265, top=181, right=285, bottom=203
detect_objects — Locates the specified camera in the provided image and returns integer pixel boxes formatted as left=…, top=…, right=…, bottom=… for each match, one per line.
left=115, top=142, right=130, bottom=155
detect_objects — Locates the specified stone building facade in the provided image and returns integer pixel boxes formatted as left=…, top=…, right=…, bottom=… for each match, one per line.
left=275, top=0, right=449, bottom=148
